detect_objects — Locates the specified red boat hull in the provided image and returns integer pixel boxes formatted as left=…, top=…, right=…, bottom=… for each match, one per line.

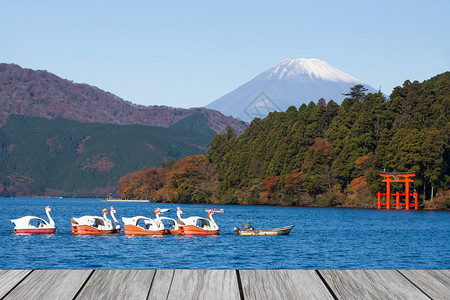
left=123, top=225, right=164, bottom=235
left=182, top=225, right=219, bottom=235
left=14, top=228, right=55, bottom=234
left=72, top=225, right=118, bottom=235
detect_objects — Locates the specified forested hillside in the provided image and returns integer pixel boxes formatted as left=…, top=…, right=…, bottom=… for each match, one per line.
left=0, top=113, right=215, bottom=197
left=119, top=73, right=450, bottom=209
left=0, top=63, right=247, bottom=134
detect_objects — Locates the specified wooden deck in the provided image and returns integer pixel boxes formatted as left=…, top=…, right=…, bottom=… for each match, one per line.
left=0, top=270, right=448, bottom=299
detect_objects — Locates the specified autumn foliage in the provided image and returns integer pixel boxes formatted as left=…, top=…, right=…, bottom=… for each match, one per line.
left=0, top=63, right=247, bottom=133
left=260, top=176, right=281, bottom=203
left=118, top=155, right=219, bottom=203
left=350, top=176, right=367, bottom=193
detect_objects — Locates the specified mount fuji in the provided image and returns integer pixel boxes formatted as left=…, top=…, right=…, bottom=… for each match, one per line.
left=206, top=58, right=378, bottom=122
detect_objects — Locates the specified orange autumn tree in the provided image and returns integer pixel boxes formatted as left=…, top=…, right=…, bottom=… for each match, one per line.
left=118, top=170, right=144, bottom=199
left=260, top=175, right=281, bottom=204
left=350, top=176, right=367, bottom=193
left=118, top=155, right=219, bottom=203
left=162, top=155, right=219, bottom=203
left=349, top=155, right=373, bottom=195
left=118, top=167, right=167, bottom=200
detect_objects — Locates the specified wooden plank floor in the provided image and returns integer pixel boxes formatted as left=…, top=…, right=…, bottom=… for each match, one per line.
left=0, top=270, right=448, bottom=300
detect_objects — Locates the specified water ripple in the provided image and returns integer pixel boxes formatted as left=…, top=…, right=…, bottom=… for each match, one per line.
left=1, top=198, right=449, bottom=269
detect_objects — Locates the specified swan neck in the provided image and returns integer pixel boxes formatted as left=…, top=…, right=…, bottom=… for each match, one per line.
left=155, top=213, right=161, bottom=221
left=46, top=209, right=55, bottom=225
left=209, top=213, right=215, bottom=223
left=111, top=212, right=118, bottom=223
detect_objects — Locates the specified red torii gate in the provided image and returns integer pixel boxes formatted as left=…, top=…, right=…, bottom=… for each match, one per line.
left=377, top=172, right=419, bottom=210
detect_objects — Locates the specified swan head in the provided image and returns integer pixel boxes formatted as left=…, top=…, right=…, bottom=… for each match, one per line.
left=206, top=208, right=224, bottom=218
left=45, top=205, right=53, bottom=212
left=102, top=208, right=108, bottom=215
left=110, top=206, right=118, bottom=214
left=177, top=207, right=185, bottom=214
left=154, top=208, right=162, bottom=216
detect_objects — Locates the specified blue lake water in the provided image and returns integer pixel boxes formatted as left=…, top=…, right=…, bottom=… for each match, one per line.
left=1, top=197, right=449, bottom=269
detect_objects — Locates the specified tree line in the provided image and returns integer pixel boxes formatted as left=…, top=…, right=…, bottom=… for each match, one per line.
left=118, top=72, right=450, bottom=209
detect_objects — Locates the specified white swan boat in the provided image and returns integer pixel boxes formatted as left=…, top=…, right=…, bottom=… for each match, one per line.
left=122, top=208, right=182, bottom=235
left=71, top=207, right=120, bottom=235
left=177, top=207, right=224, bottom=235
left=11, top=206, right=56, bottom=234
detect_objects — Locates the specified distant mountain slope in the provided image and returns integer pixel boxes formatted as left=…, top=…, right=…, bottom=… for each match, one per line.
left=0, top=114, right=215, bottom=197
left=0, top=63, right=247, bottom=134
left=206, top=58, right=378, bottom=122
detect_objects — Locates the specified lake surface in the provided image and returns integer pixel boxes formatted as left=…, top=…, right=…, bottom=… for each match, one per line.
left=1, top=198, right=449, bottom=269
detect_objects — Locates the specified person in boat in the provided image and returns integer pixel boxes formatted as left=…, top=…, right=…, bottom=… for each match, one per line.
left=242, top=221, right=254, bottom=231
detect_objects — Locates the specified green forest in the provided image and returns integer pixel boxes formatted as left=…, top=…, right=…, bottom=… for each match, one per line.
left=119, top=72, right=450, bottom=210
left=0, top=113, right=215, bottom=197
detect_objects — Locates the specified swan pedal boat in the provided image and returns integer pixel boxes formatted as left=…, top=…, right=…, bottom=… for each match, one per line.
left=71, top=207, right=120, bottom=235
left=11, top=206, right=56, bottom=234
left=177, top=207, right=224, bottom=235
left=122, top=208, right=182, bottom=235
left=234, top=225, right=294, bottom=236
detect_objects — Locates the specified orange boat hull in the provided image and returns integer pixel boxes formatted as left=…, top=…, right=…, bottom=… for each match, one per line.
left=165, top=228, right=184, bottom=235
left=182, top=225, right=219, bottom=235
left=123, top=225, right=165, bottom=235
left=72, top=225, right=118, bottom=235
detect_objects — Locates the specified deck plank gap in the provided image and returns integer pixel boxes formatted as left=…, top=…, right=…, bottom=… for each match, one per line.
left=315, top=270, right=339, bottom=300
left=146, top=270, right=158, bottom=300
left=71, top=269, right=95, bottom=300
left=236, top=270, right=245, bottom=300
left=165, top=270, right=175, bottom=300
left=0, top=270, right=34, bottom=300
left=396, top=270, right=433, bottom=300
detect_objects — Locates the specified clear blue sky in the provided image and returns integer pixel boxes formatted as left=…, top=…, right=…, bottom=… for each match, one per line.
left=1, top=0, right=449, bottom=108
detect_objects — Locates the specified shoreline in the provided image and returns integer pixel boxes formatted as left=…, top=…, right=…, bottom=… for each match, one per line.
left=1, top=196, right=448, bottom=211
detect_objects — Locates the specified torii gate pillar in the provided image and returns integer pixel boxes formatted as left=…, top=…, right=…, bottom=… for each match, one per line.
left=377, top=172, right=418, bottom=210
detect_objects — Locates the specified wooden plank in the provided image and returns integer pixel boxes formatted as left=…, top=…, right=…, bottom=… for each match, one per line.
left=240, top=270, right=333, bottom=300
left=3, top=270, right=91, bottom=300
left=319, top=270, right=429, bottom=299
left=0, top=269, right=448, bottom=299
left=75, top=270, right=155, bottom=300
left=165, top=270, right=240, bottom=300
left=147, top=270, right=174, bottom=300
left=399, top=270, right=450, bottom=300
left=0, top=270, right=32, bottom=298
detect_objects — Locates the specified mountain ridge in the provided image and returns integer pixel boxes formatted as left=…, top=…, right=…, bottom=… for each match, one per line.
left=0, top=63, right=247, bottom=134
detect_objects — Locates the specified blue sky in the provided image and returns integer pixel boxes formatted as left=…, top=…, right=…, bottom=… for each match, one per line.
left=1, top=0, right=449, bottom=108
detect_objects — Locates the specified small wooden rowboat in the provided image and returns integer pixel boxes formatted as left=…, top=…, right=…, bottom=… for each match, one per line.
left=233, top=225, right=294, bottom=236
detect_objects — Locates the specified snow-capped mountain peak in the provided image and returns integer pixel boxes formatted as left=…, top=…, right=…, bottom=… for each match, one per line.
left=265, top=58, right=362, bottom=83
left=206, top=58, right=377, bottom=122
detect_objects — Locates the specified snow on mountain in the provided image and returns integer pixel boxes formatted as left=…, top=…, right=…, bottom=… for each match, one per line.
left=206, top=58, right=377, bottom=122
left=268, top=58, right=362, bottom=82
